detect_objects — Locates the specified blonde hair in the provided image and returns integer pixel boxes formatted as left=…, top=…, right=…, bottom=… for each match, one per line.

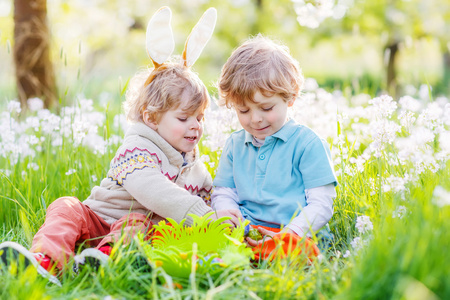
left=124, top=62, right=209, bottom=123
left=219, top=35, right=303, bottom=108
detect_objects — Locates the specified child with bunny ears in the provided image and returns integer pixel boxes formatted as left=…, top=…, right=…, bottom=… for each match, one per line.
left=212, top=35, right=338, bottom=261
left=0, top=7, right=240, bottom=284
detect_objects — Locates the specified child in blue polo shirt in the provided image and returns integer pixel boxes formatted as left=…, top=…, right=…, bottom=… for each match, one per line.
left=212, top=35, right=337, bottom=260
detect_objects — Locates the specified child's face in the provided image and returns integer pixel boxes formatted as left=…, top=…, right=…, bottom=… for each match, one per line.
left=234, top=91, right=294, bottom=140
left=149, top=95, right=204, bottom=153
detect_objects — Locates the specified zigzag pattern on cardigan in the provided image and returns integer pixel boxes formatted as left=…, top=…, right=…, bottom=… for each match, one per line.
left=112, top=147, right=162, bottom=163
left=108, top=148, right=207, bottom=197
left=109, top=147, right=165, bottom=185
left=184, top=184, right=212, bottom=194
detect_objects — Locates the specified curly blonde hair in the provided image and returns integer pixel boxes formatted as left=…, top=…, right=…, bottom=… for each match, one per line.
left=218, top=35, right=303, bottom=108
left=124, top=62, right=209, bottom=123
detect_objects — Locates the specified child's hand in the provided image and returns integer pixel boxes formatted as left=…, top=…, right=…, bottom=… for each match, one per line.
left=245, top=227, right=297, bottom=247
left=245, top=227, right=275, bottom=247
left=209, top=209, right=243, bottom=227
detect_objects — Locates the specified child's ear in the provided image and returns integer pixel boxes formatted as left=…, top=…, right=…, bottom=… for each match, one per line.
left=143, top=111, right=158, bottom=130
left=287, top=97, right=295, bottom=107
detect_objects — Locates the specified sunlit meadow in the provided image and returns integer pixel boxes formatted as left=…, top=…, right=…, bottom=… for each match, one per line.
left=1, top=78, right=450, bottom=299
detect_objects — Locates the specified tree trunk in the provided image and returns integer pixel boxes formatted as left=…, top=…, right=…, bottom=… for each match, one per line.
left=14, top=0, right=56, bottom=110
left=385, top=42, right=399, bottom=97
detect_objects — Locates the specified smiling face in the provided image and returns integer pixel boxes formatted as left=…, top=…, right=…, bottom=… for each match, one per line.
left=146, top=92, right=205, bottom=153
left=235, top=91, right=294, bottom=140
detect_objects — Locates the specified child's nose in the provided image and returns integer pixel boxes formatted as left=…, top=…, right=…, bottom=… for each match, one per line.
left=190, top=119, right=201, bottom=130
left=251, top=111, right=262, bottom=123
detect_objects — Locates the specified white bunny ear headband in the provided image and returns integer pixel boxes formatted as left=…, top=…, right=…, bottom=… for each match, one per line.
left=144, top=6, right=217, bottom=86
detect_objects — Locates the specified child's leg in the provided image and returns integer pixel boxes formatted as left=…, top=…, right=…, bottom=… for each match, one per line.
left=96, top=212, right=154, bottom=249
left=30, top=196, right=110, bottom=270
left=72, top=213, right=154, bottom=273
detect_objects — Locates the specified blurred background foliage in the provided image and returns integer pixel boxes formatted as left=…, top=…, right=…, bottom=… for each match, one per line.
left=0, top=0, right=449, bottom=108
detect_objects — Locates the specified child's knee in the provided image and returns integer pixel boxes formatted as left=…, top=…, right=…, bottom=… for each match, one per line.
left=47, top=196, right=82, bottom=214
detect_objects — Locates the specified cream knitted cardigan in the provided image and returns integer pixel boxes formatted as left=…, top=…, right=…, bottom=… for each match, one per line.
left=83, top=122, right=213, bottom=226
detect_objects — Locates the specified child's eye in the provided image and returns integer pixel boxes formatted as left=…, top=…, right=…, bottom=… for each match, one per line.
left=238, top=109, right=249, bottom=114
left=262, top=106, right=274, bottom=111
left=177, top=118, right=187, bottom=122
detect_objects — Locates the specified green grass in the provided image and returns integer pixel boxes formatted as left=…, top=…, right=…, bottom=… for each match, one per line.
left=1, top=89, right=449, bottom=299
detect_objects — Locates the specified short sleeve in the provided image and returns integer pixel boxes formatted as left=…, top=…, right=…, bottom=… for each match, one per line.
left=299, top=137, right=337, bottom=189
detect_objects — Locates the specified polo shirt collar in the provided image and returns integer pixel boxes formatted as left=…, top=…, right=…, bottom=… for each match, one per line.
left=244, top=119, right=297, bottom=145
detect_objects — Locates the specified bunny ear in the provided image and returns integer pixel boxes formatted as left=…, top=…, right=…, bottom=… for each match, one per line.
left=182, top=7, right=217, bottom=68
left=146, top=6, right=175, bottom=68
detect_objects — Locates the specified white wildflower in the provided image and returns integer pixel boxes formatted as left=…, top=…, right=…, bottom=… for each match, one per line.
left=200, top=155, right=210, bottom=163
left=203, top=106, right=240, bottom=152
left=349, top=156, right=366, bottom=173
left=65, top=169, right=77, bottom=175
left=41, top=113, right=61, bottom=134
left=107, top=135, right=123, bottom=147
left=113, top=114, right=129, bottom=132
left=382, top=175, right=408, bottom=193
left=417, top=104, right=444, bottom=133
left=398, top=110, right=416, bottom=131
left=432, top=186, right=450, bottom=207
left=351, top=93, right=371, bottom=106
left=7, top=100, right=21, bottom=114
left=91, top=175, right=98, bottom=182
left=418, top=84, right=431, bottom=101
left=72, top=120, right=87, bottom=147
left=27, top=135, right=40, bottom=145
left=303, top=78, right=319, bottom=91
left=78, top=98, right=94, bottom=112
left=51, top=136, right=63, bottom=147
left=350, top=237, right=363, bottom=251
left=368, top=120, right=401, bottom=157
left=404, top=84, right=417, bottom=96
left=355, top=215, right=373, bottom=234
left=444, top=103, right=450, bottom=126
left=398, top=95, right=421, bottom=112
left=368, top=95, right=397, bottom=119
left=84, top=133, right=106, bottom=155
left=27, top=97, right=44, bottom=111
left=343, top=250, right=351, bottom=258
left=392, top=205, right=407, bottom=219
left=27, top=162, right=39, bottom=171
left=26, top=116, right=41, bottom=132
left=439, top=131, right=450, bottom=154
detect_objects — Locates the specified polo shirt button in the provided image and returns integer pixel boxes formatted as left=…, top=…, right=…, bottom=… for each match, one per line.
left=259, top=154, right=265, bottom=160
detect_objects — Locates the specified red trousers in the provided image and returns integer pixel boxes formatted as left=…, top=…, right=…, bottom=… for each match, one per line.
left=30, top=197, right=153, bottom=270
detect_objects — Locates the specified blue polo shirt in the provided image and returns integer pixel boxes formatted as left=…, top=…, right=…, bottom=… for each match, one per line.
left=213, top=119, right=337, bottom=228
